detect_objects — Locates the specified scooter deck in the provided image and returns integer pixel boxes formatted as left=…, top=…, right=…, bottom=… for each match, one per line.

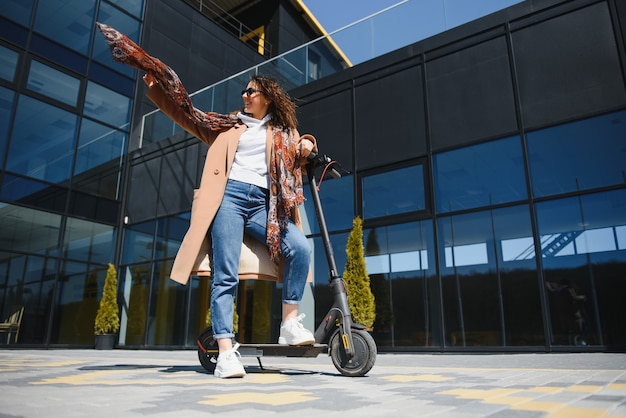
left=237, top=343, right=327, bottom=358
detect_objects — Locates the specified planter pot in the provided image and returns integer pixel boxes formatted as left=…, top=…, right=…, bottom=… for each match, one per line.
left=94, top=333, right=117, bottom=350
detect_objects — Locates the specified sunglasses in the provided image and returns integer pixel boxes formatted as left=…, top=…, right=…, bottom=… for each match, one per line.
left=241, top=87, right=264, bottom=97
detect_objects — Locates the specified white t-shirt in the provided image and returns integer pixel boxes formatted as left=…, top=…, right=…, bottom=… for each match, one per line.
left=228, top=112, right=271, bottom=189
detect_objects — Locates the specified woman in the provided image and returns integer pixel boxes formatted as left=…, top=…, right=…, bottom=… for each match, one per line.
left=97, top=23, right=317, bottom=379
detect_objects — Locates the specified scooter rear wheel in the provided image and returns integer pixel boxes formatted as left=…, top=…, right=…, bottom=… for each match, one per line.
left=196, top=327, right=218, bottom=373
left=329, top=328, right=377, bottom=377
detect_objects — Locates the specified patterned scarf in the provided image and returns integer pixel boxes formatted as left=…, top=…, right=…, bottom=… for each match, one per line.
left=97, top=22, right=303, bottom=260
left=268, top=129, right=305, bottom=260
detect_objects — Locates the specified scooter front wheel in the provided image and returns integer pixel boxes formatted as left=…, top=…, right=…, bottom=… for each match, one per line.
left=329, top=328, right=377, bottom=377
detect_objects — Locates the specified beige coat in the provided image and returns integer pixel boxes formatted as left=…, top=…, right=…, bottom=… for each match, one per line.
left=146, top=85, right=314, bottom=285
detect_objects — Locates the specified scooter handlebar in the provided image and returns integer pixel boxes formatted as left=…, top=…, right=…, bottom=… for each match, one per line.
left=306, top=152, right=342, bottom=179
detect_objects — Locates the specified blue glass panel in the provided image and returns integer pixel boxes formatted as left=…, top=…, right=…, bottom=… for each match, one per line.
left=536, top=190, right=626, bottom=260
left=491, top=205, right=544, bottom=346
left=0, top=16, right=28, bottom=46
left=0, top=174, right=67, bottom=213
left=535, top=189, right=626, bottom=346
left=118, top=263, right=151, bottom=346
left=52, top=261, right=105, bottom=344
left=154, top=214, right=189, bottom=260
left=0, top=45, right=18, bottom=82
left=0, top=0, right=35, bottom=26
left=6, top=95, right=77, bottom=183
left=311, top=232, right=349, bottom=288
left=84, top=81, right=131, bottom=128
left=434, top=136, right=527, bottom=213
left=0, top=86, right=15, bottom=165
left=362, top=165, right=425, bottom=219
left=88, top=62, right=134, bottom=96
left=121, top=220, right=156, bottom=264
left=30, top=34, right=89, bottom=74
left=63, top=217, right=115, bottom=264
left=93, top=2, right=140, bottom=77
left=27, top=60, right=80, bottom=106
left=438, top=210, right=502, bottom=347
left=145, top=259, right=186, bottom=345
left=106, top=0, right=144, bottom=18
left=360, top=221, right=439, bottom=347
left=302, top=174, right=354, bottom=235
left=75, top=119, right=126, bottom=176
left=33, top=0, right=97, bottom=55
left=527, top=110, right=626, bottom=197
left=0, top=204, right=61, bottom=254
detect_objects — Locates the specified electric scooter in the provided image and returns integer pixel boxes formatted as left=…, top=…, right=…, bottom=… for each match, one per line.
left=196, top=151, right=377, bottom=377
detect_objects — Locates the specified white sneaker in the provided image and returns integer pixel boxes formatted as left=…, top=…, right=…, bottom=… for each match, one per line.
left=278, top=314, right=315, bottom=346
left=214, top=343, right=246, bottom=378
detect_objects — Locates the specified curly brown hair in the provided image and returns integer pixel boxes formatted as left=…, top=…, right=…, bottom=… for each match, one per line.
left=250, top=75, right=298, bottom=131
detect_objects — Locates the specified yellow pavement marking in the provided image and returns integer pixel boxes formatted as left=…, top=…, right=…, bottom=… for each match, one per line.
left=439, top=385, right=622, bottom=416
left=439, top=388, right=521, bottom=399
left=527, top=386, right=564, bottom=394
left=547, top=407, right=610, bottom=418
left=383, top=374, right=453, bottom=382
left=565, top=385, right=602, bottom=393
left=0, top=359, right=86, bottom=367
left=200, top=391, right=318, bottom=406
left=607, top=383, right=626, bottom=391
left=29, top=369, right=292, bottom=386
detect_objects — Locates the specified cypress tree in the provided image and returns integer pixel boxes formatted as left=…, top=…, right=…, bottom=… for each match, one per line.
left=94, top=263, right=120, bottom=335
left=344, top=216, right=376, bottom=328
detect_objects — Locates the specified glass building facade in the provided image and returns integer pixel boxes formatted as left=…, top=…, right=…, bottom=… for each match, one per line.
left=0, top=0, right=142, bottom=345
left=1, top=0, right=625, bottom=352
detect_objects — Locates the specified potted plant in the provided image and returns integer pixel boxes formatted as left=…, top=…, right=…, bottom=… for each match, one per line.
left=344, top=216, right=376, bottom=330
left=94, top=263, right=120, bottom=349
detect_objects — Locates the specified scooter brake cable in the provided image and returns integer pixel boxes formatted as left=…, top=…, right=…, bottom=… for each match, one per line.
left=317, top=160, right=338, bottom=191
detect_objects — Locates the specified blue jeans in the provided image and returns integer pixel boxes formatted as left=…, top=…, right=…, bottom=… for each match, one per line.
left=210, top=179, right=311, bottom=339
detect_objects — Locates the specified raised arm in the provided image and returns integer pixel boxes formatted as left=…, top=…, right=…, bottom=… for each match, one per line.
left=96, top=22, right=239, bottom=144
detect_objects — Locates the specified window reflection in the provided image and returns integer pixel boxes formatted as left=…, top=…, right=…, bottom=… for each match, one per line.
left=536, top=189, right=626, bottom=346
left=439, top=205, right=544, bottom=346
left=33, top=0, right=96, bottom=55
left=145, top=260, right=187, bottom=345
left=302, top=174, right=354, bottom=235
left=75, top=119, right=125, bottom=176
left=0, top=174, right=67, bottom=212
left=0, top=45, right=19, bottom=82
left=154, top=214, right=188, bottom=260
left=20, top=254, right=56, bottom=344
left=361, top=221, right=438, bottom=347
left=0, top=204, right=61, bottom=254
left=93, top=2, right=141, bottom=77
left=121, top=220, right=156, bottom=265
left=27, top=60, right=80, bottom=106
left=63, top=217, right=115, bottom=264
left=0, top=0, right=35, bottom=26
left=6, top=95, right=77, bottom=183
left=362, top=165, right=425, bottom=219
left=119, top=264, right=150, bottom=346
left=52, top=261, right=106, bottom=344
left=84, top=82, right=131, bottom=128
left=434, top=136, right=526, bottom=213
left=0, top=87, right=15, bottom=165
left=528, top=110, right=626, bottom=197
left=73, top=119, right=126, bottom=198
left=106, top=0, right=144, bottom=18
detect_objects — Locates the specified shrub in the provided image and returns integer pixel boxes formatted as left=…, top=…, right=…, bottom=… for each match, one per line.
left=94, top=263, right=120, bottom=335
left=344, top=216, right=376, bottom=329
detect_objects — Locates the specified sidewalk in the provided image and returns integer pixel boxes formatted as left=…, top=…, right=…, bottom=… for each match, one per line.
left=1, top=349, right=625, bottom=417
